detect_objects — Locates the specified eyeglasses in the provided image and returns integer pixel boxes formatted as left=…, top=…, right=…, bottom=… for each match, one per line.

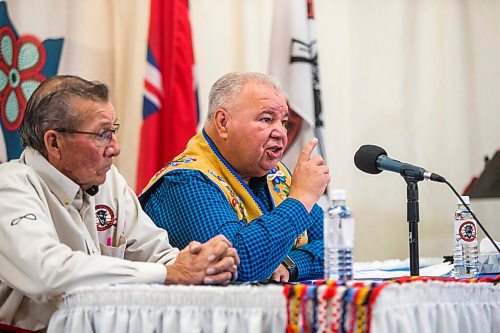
left=55, top=124, right=120, bottom=146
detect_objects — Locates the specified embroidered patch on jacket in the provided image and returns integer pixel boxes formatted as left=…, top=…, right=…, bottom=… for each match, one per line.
left=267, top=168, right=290, bottom=197
left=95, top=205, right=116, bottom=231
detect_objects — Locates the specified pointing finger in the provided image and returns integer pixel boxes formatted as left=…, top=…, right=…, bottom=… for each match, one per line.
left=298, top=138, right=318, bottom=162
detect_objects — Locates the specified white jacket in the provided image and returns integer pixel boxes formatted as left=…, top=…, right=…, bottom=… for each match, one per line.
left=0, top=147, right=179, bottom=330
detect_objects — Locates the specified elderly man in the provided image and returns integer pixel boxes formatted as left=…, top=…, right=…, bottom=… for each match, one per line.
left=140, top=72, right=330, bottom=282
left=0, top=75, right=239, bottom=331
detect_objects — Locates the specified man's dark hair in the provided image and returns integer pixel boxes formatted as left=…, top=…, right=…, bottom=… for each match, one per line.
left=19, top=75, right=110, bottom=154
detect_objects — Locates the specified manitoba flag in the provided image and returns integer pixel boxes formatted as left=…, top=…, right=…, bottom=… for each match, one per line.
left=136, top=0, right=198, bottom=193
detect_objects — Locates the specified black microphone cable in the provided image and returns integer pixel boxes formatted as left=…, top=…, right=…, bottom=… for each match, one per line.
left=444, top=179, right=500, bottom=254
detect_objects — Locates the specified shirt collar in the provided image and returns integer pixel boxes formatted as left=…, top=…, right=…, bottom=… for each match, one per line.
left=22, top=147, right=83, bottom=207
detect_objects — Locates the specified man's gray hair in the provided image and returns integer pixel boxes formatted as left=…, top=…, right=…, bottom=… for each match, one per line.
left=206, top=72, right=282, bottom=123
left=19, top=75, right=110, bottom=154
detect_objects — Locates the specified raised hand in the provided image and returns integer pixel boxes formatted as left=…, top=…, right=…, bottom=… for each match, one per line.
left=288, top=138, right=330, bottom=212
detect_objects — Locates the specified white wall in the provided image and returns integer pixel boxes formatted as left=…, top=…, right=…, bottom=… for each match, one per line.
left=190, top=0, right=500, bottom=261
left=10, top=0, right=497, bottom=263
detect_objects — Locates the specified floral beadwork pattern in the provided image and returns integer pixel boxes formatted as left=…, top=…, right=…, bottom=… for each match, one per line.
left=208, top=169, right=248, bottom=223
left=167, top=155, right=196, bottom=168
left=140, top=156, right=197, bottom=195
left=0, top=26, right=46, bottom=131
left=267, top=168, right=290, bottom=197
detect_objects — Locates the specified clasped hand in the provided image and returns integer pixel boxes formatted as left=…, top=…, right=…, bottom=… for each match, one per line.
left=165, top=235, right=239, bottom=285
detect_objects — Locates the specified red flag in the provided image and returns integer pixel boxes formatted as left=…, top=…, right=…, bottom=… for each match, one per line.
left=136, top=0, right=198, bottom=193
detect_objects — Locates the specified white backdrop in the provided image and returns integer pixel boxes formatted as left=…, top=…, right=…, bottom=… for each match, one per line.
left=6, top=0, right=498, bottom=262
left=187, top=0, right=500, bottom=261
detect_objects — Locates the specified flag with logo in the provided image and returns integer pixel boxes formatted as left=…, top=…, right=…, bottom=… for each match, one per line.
left=0, top=1, right=63, bottom=162
left=268, top=0, right=326, bottom=172
left=136, top=0, right=198, bottom=193
left=0, top=0, right=148, bottom=174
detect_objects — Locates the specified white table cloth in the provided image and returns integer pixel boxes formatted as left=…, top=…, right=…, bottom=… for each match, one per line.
left=370, top=280, right=500, bottom=333
left=46, top=278, right=500, bottom=333
left=47, top=284, right=286, bottom=333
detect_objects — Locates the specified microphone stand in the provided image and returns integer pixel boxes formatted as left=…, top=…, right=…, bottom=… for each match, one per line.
left=402, top=165, right=424, bottom=276
left=405, top=178, right=420, bottom=276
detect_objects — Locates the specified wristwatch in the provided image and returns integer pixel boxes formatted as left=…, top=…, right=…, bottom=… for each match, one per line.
left=282, top=255, right=298, bottom=281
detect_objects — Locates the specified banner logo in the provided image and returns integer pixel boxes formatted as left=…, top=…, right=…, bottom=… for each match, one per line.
left=0, top=2, right=63, bottom=161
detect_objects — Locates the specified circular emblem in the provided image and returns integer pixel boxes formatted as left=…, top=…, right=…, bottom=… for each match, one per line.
left=458, top=221, right=476, bottom=242
left=95, top=205, right=115, bottom=231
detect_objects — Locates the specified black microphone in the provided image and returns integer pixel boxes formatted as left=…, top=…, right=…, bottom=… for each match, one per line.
left=85, top=185, right=99, bottom=196
left=354, top=144, right=446, bottom=182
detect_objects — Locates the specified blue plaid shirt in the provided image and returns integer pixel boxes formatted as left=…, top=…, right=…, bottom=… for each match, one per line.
left=140, top=168, right=324, bottom=282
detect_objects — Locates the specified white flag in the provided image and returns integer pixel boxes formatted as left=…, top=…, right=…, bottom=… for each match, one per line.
left=269, top=0, right=325, bottom=171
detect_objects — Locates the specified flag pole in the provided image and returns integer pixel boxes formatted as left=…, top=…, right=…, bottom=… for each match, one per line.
left=313, top=93, right=330, bottom=203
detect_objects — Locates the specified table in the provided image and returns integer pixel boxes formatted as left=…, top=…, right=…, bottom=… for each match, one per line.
left=47, top=276, right=500, bottom=333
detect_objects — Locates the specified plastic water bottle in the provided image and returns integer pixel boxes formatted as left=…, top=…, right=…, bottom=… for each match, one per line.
left=453, top=196, right=479, bottom=278
left=324, top=189, right=355, bottom=280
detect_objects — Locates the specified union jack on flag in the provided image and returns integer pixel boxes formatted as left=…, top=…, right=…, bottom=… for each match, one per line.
left=136, top=0, right=198, bottom=193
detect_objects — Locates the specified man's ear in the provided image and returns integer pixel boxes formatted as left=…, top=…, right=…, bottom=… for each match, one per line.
left=44, top=130, right=62, bottom=159
left=213, top=108, right=230, bottom=139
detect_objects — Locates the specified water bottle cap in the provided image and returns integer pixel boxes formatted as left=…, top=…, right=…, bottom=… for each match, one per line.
left=458, top=196, right=470, bottom=205
left=331, top=189, right=347, bottom=200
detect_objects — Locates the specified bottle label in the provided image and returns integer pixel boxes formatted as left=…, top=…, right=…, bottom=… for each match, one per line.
left=454, top=219, right=477, bottom=244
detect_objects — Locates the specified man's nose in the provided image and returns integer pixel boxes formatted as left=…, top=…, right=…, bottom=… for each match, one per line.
left=272, top=121, right=287, bottom=138
left=105, top=135, right=121, bottom=157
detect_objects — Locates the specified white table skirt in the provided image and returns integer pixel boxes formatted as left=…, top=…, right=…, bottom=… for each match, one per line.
left=47, top=284, right=286, bottom=333
left=47, top=279, right=500, bottom=333
left=370, top=280, right=500, bottom=333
